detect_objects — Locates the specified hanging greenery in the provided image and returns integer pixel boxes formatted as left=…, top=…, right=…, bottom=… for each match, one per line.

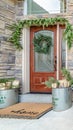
left=33, top=34, right=52, bottom=54
left=8, top=17, right=73, bottom=50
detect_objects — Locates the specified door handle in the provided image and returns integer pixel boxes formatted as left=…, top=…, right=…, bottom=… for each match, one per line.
left=54, top=56, right=57, bottom=71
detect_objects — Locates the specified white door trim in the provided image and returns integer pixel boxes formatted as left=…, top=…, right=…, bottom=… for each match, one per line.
left=57, top=23, right=60, bottom=80
left=22, top=27, right=30, bottom=94
left=56, top=24, right=67, bottom=80
left=66, top=41, right=68, bottom=69
left=21, top=25, right=67, bottom=93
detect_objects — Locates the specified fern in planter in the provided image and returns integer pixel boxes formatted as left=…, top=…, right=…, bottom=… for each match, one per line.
left=61, top=68, right=73, bottom=86
left=0, top=78, right=20, bottom=90
left=45, top=77, right=60, bottom=88
left=0, top=78, right=15, bottom=83
left=44, top=68, right=73, bottom=88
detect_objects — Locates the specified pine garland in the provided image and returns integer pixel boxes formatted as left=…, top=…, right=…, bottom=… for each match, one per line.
left=8, top=17, right=73, bottom=50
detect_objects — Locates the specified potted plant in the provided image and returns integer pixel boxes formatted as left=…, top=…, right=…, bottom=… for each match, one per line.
left=0, top=78, right=20, bottom=108
left=44, top=68, right=73, bottom=111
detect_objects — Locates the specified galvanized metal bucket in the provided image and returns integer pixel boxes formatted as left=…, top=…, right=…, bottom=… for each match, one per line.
left=0, top=88, right=18, bottom=108
left=52, top=87, right=72, bottom=111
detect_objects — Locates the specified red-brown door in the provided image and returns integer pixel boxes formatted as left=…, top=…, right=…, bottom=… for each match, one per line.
left=30, top=26, right=57, bottom=93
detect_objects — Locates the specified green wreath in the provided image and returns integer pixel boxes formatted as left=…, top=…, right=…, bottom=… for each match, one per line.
left=33, top=34, right=52, bottom=54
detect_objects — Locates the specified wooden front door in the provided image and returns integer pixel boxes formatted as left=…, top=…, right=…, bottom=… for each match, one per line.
left=30, top=26, right=57, bottom=93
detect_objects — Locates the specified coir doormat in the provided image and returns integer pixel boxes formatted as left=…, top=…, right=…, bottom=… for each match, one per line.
left=0, top=102, right=52, bottom=119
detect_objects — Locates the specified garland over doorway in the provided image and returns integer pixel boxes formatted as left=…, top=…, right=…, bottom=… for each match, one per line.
left=8, top=17, right=73, bottom=50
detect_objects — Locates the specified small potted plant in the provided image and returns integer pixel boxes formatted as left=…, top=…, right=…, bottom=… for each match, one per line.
left=44, top=68, right=73, bottom=111
left=0, top=78, right=20, bottom=108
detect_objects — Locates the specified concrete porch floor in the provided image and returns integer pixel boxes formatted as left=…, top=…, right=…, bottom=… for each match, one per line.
left=0, top=93, right=73, bottom=130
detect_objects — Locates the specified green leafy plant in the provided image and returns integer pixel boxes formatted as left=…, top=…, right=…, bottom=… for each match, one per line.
left=8, top=17, right=73, bottom=50
left=0, top=78, right=15, bottom=83
left=0, top=78, right=20, bottom=89
left=33, top=34, right=52, bottom=54
left=45, top=77, right=60, bottom=88
left=61, top=68, right=73, bottom=86
left=44, top=68, right=73, bottom=88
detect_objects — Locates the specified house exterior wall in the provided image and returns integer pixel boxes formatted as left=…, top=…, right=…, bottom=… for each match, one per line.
left=0, top=0, right=73, bottom=93
left=67, top=0, right=73, bottom=76
left=0, top=0, right=17, bottom=79
left=16, top=1, right=73, bottom=64
left=15, top=0, right=73, bottom=93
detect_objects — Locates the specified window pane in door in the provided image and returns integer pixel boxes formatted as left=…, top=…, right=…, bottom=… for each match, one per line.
left=34, top=30, right=54, bottom=72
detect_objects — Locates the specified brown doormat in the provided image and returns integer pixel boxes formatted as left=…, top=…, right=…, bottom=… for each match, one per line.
left=0, top=102, right=52, bottom=119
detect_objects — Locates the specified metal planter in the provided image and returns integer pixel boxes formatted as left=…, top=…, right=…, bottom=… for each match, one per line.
left=52, top=87, right=72, bottom=111
left=0, top=88, right=18, bottom=108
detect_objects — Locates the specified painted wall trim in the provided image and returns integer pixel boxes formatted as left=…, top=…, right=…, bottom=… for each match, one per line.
left=57, top=24, right=59, bottom=80
left=66, top=41, right=68, bottom=69
left=22, top=27, right=30, bottom=94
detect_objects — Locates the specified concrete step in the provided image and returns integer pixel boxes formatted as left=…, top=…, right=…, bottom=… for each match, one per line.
left=19, top=93, right=52, bottom=103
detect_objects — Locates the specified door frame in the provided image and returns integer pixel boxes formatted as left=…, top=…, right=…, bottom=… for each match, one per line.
left=21, top=25, right=68, bottom=94
left=21, top=27, right=30, bottom=94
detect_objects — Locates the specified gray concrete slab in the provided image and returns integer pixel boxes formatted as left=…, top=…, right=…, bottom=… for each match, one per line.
left=0, top=93, right=73, bottom=130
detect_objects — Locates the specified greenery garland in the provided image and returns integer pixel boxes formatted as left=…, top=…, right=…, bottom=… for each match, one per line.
left=33, top=34, right=52, bottom=54
left=8, top=17, right=73, bottom=50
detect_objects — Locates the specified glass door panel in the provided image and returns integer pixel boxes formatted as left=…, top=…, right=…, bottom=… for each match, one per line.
left=34, top=30, right=54, bottom=72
